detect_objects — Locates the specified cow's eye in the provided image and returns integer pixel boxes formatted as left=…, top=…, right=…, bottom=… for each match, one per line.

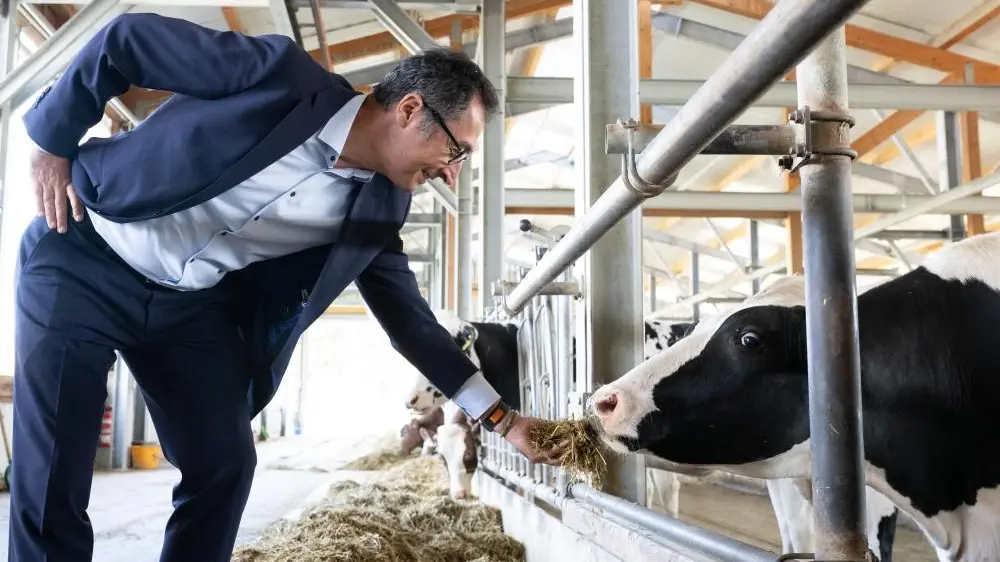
left=739, top=331, right=761, bottom=349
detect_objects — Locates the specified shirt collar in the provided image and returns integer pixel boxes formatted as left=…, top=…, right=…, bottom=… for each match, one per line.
left=319, top=92, right=376, bottom=182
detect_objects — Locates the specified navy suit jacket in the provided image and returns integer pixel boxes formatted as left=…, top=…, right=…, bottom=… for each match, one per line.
left=21, top=13, right=480, bottom=417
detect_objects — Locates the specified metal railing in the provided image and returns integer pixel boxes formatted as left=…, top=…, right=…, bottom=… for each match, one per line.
left=485, top=0, right=878, bottom=560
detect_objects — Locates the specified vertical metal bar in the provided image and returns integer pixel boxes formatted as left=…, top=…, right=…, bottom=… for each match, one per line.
left=749, top=219, right=761, bottom=294
left=438, top=203, right=448, bottom=308
left=574, top=0, right=645, bottom=504
left=649, top=273, right=657, bottom=313
left=0, top=0, right=18, bottom=277
left=477, top=0, right=505, bottom=315
left=938, top=111, right=966, bottom=241
left=296, top=328, right=308, bottom=434
left=797, top=25, right=868, bottom=561
left=111, top=353, right=132, bottom=469
left=457, top=163, right=474, bottom=318
left=690, top=252, right=700, bottom=321
left=307, top=0, right=332, bottom=70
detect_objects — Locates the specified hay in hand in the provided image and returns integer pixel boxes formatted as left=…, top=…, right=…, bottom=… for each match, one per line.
left=528, top=418, right=608, bottom=488
left=232, top=455, right=525, bottom=562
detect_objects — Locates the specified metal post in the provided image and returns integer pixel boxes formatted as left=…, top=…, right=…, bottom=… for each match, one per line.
left=690, top=252, right=700, bottom=321
left=649, top=274, right=657, bottom=313
left=501, top=0, right=873, bottom=314
left=938, top=111, right=966, bottom=241
left=749, top=219, right=761, bottom=294
left=477, top=0, right=505, bottom=314
left=438, top=201, right=449, bottom=308
left=573, top=0, right=645, bottom=505
left=111, top=353, right=132, bottom=469
left=796, top=26, right=868, bottom=560
left=456, top=163, right=474, bottom=318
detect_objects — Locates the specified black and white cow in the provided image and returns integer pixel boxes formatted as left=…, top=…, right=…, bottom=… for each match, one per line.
left=403, top=309, right=521, bottom=414
left=589, top=231, right=1000, bottom=562
left=663, top=313, right=900, bottom=558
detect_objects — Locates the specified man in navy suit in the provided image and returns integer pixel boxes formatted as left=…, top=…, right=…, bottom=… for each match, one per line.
left=12, top=13, right=565, bottom=562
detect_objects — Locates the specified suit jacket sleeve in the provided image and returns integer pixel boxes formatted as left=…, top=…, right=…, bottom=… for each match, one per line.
left=355, top=234, right=483, bottom=399
left=23, top=12, right=301, bottom=159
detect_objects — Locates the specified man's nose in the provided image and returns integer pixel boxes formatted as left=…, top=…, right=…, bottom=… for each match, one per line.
left=439, top=162, right=462, bottom=188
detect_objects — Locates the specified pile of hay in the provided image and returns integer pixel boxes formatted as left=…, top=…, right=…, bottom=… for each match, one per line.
left=232, top=453, right=525, bottom=562
left=528, top=418, right=608, bottom=488
left=340, top=449, right=415, bottom=471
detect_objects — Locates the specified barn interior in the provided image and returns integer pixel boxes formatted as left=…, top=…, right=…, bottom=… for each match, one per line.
left=0, top=0, right=994, bottom=561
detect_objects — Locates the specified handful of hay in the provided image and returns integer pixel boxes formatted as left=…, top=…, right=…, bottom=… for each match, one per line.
left=527, top=418, right=608, bottom=488
left=233, top=455, right=525, bottom=562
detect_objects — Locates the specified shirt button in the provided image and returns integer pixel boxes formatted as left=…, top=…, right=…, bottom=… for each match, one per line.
left=254, top=216, right=260, bottom=221
left=290, top=192, right=296, bottom=197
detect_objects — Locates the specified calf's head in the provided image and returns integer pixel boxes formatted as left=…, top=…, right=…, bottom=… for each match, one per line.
left=435, top=420, right=480, bottom=500
left=590, top=277, right=813, bottom=475
left=403, top=373, right=447, bottom=413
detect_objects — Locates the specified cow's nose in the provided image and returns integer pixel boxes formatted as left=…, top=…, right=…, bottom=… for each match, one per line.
left=594, top=393, right=619, bottom=417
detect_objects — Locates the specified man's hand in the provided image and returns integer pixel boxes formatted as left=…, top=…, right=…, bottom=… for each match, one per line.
left=502, top=413, right=571, bottom=466
left=30, top=147, right=83, bottom=233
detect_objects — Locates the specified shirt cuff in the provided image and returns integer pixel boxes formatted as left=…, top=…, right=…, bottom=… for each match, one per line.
left=450, top=371, right=501, bottom=420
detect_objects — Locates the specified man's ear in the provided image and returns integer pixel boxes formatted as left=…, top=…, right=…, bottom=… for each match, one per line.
left=395, top=93, right=423, bottom=128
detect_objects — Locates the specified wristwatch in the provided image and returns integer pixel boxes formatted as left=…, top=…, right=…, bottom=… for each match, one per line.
left=480, top=400, right=516, bottom=435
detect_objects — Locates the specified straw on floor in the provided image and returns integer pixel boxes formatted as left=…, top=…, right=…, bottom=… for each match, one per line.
left=232, top=436, right=525, bottom=562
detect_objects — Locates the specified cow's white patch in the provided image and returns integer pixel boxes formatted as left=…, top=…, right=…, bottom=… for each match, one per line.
left=921, top=231, right=1000, bottom=293
left=591, top=276, right=807, bottom=448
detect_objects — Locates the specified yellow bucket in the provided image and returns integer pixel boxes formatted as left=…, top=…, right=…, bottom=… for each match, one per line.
left=130, top=443, right=163, bottom=469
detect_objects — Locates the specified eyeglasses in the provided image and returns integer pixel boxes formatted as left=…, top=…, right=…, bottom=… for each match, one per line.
left=423, top=102, right=470, bottom=166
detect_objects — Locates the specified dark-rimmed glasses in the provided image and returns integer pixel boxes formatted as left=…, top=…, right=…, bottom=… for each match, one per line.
left=424, top=102, right=470, bottom=165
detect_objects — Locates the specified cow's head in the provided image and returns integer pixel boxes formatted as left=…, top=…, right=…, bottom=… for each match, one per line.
left=403, top=373, right=447, bottom=413
left=590, top=277, right=812, bottom=478
left=435, top=419, right=480, bottom=500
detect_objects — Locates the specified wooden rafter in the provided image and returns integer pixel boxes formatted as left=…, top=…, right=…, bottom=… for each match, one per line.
left=307, top=0, right=571, bottom=67
left=688, top=0, right=1000, bottom=82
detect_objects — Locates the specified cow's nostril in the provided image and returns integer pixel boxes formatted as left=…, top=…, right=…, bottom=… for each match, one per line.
left=408, top=397, right=418, bottom=406
left=595, top=393, right=618, bottom=416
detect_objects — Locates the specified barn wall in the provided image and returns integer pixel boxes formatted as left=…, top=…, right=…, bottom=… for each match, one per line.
left=477, top=473, right=707, bottom=562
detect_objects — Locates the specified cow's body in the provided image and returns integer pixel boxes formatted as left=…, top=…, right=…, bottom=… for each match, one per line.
left=590, top=231, right=1000, bottom=562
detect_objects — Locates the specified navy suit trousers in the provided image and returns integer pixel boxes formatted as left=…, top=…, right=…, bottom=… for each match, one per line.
left=8, top=214, right=258, bottom=562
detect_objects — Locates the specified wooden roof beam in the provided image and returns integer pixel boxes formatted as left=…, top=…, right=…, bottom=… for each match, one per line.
left=308, top=0, right=571, bottom=66
left=688, top=0, right=1000, bottom=82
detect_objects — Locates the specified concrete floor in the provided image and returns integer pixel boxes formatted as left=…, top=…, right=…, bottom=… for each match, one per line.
left=0, top=431, right=391, bottom=561
left=673, top=480, right=938, bottom=561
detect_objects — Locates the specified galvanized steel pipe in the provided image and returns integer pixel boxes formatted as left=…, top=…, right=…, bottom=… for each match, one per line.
left=606, top=122, right=797, bottom=156
left=570, top=484, right=776, bottom=562
left=501, top=0, right=872, bottom=315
